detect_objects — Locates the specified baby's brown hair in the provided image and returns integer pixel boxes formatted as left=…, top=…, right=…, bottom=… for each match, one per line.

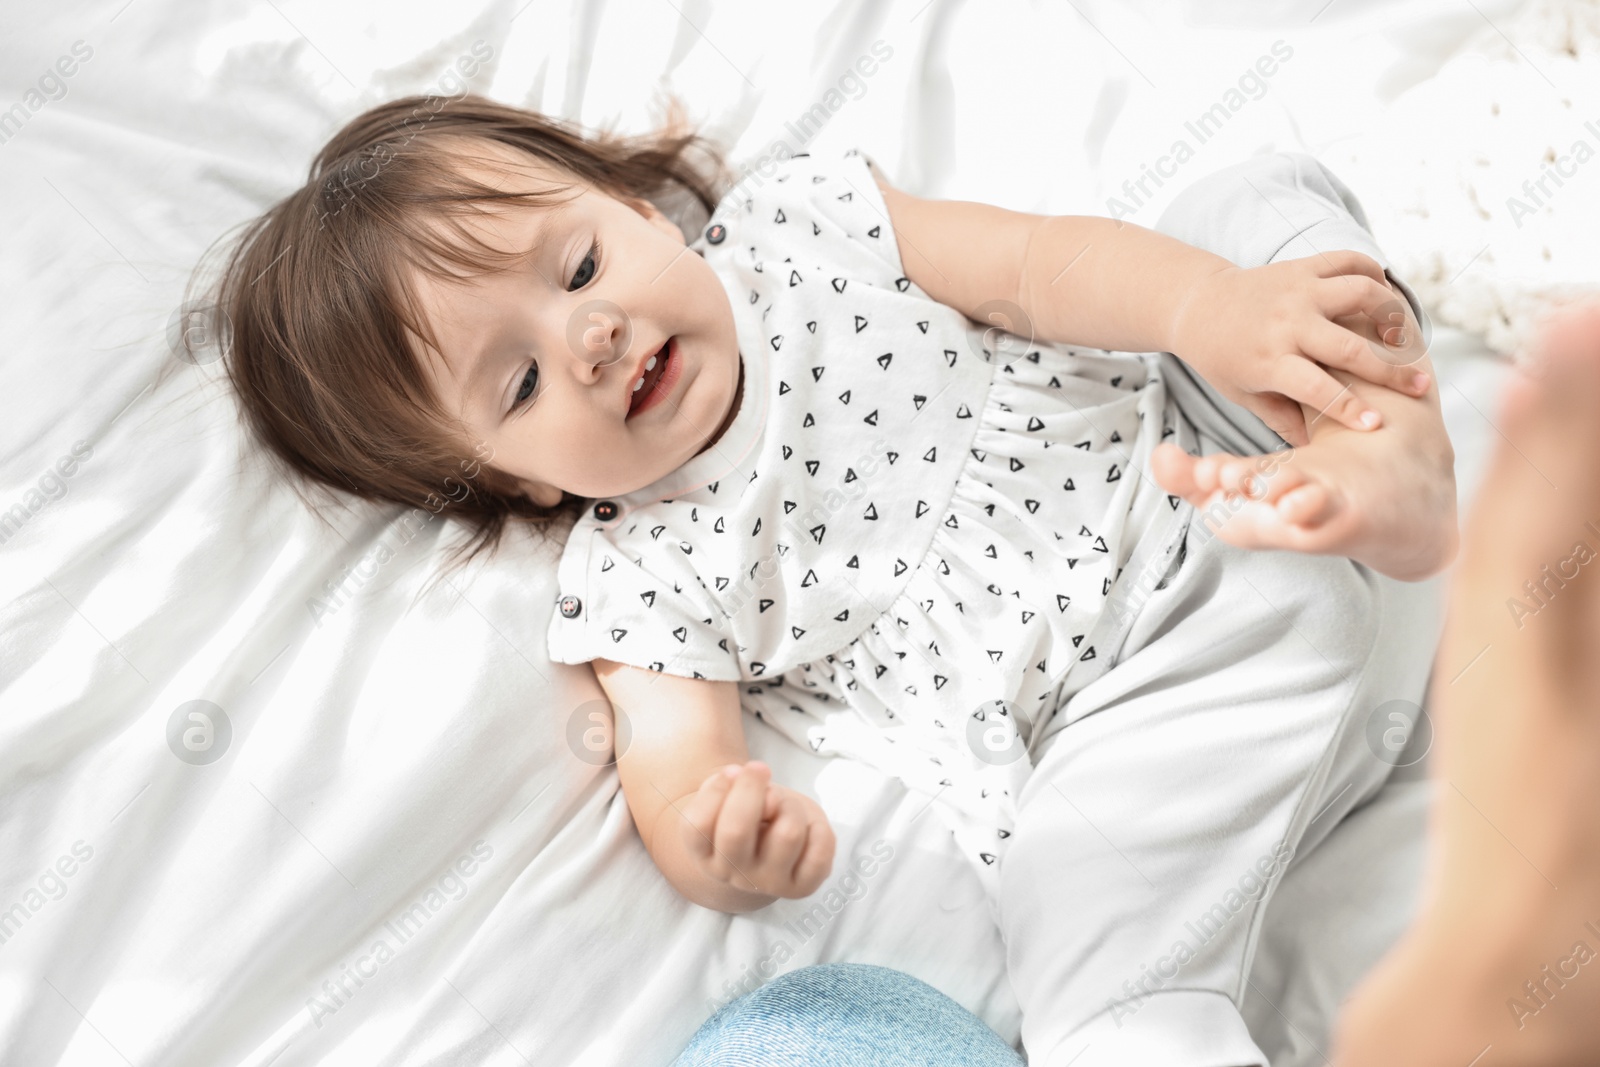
left=203, top=92, right=728, bottom=571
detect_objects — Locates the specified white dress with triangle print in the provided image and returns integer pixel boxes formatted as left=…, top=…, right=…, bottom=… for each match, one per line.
left=548, top=147, right=1199, bottom=902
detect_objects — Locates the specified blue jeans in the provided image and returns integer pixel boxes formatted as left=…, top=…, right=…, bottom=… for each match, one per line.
left=670, top=963, right=1025, bottom=1066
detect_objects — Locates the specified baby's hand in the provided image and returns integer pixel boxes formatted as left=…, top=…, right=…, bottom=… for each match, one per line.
left=1168, top=251, right=1431, bottom=446
left=679, top=761, right=836, bottom=900
left=1153, top=273, right=1458, bottom=581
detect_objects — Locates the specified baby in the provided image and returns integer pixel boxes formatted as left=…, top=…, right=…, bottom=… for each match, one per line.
left=213, top=93, right=1457, bottom=1065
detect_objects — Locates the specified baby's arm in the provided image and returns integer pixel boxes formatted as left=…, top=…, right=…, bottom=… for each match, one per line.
left=871, top=154, right=1457, bottom=580
left=870, top=161, right=1429, bottom=445
left=590, top=659, right=835, bottom=913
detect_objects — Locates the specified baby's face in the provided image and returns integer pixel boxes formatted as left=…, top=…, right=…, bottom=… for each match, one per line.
left=409, top=139, right=741, bottom=506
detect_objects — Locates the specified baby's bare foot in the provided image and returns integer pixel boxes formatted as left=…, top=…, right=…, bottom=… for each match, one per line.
left=1153, top=285, right=1458, bottom=581
left=1152, top=405, right=1457, bottom=581
left=1333, top=301, right=1600, bottom=1067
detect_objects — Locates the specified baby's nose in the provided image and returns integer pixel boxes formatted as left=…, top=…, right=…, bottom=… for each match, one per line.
left=568, top=299, right=634, bottom=371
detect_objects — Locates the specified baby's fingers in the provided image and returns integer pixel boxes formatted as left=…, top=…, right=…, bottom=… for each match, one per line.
left=1240, top=391, right=1310, bottom=448
left=1316, top=280, right=1430, bottom=386
left=1309, top=249, right=1389, bottom=286
left=791, top=813, right=836, bottom=895
left=1315, top=272, right=1394, bottom=323
left=1299, top=313, right=1427, bottom=399
left=678, top=768, right=738, bottom=862
left=753, top=793, right=815, bottom=888
left=1316, top=275, right=1419, bottom=354
left=1275, top=353, right=1381, bottom=432
left=711, top=761, right=771, bottom=873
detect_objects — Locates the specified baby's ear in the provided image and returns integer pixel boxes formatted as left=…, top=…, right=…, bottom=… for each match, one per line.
left=512, top=474, right=565, bottom=508
left=530, top=485, right=566, bottom=508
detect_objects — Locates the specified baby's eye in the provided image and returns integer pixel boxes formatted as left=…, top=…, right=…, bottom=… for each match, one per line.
left=568, top=239, right=600, bottom=291
left=511, top=362, right=539, bottom=411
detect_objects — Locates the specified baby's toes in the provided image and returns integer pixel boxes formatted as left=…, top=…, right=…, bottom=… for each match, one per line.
left=1192, top=455, right=1226, bottom=495
left=1199, top=499, right=1331, bottom=556
left=1274, top=482, right=1340, bottom=529
left=1228, top=456, right=1307, bottom=507
left=1151, top=443, right=1210, bottom=503
left=1209, top=456, right=1265, bottom=498
left=1215, top=455, right=1286, bottom=502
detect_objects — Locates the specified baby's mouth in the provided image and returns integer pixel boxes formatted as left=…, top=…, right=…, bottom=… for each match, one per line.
left=628, top=339, right=671, bottom=415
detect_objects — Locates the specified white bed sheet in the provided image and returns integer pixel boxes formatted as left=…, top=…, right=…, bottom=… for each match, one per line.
left=0, top=1, right=1519, bottom=1063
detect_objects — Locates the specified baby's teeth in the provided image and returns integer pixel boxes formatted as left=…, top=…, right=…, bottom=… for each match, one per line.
left=632, top=377, right=645, bottom=392
left=645, top=356, right=658, bottom=371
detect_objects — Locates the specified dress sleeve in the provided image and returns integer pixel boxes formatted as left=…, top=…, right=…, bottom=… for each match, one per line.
left=546, top=516, right=745, bottom=682
left=751, top=146, right=911, bottom=291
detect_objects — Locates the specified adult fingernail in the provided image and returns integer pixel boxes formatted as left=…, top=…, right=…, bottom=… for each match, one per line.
left=1360, top=410, right=1381, bottom=428
left=1384, top=327, right=1407, bottom=346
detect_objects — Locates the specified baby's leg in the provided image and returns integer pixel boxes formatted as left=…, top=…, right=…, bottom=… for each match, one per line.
left=999, top=521, right=1442, bottom=1067
left=1148, top=152, right=1458, bottom=581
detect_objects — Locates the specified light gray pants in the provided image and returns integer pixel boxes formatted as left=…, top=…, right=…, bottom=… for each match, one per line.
left=996, top=153, right=1445, bottom=1067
